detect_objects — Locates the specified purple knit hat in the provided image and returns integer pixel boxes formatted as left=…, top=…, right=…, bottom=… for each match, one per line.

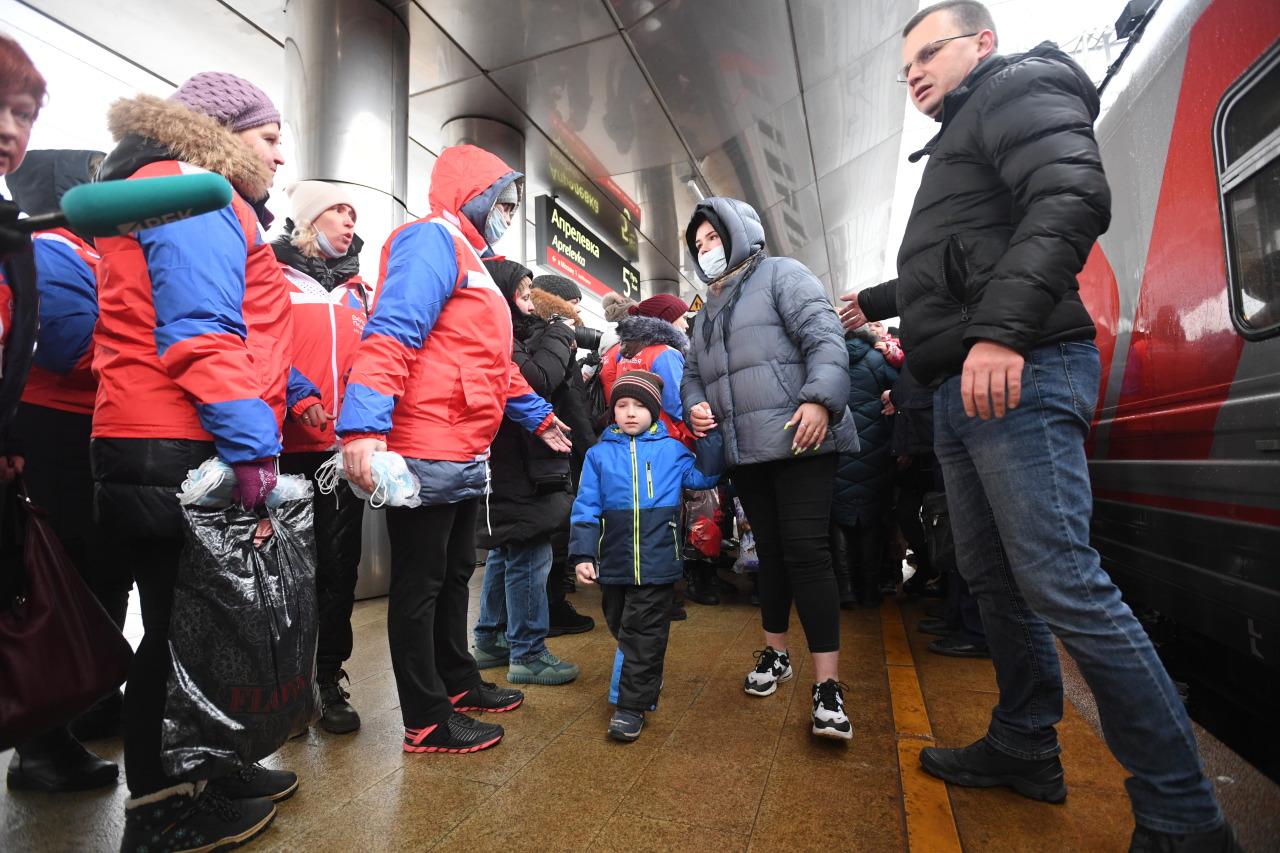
left=169, top=72, right=281, bottom=131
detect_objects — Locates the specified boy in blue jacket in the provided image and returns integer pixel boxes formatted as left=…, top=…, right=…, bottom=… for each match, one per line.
left=571, top=370, right=724, bottom=741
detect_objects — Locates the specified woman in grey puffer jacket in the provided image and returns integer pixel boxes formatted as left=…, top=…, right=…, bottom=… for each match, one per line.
left=680, top=197, right=858, bottom=741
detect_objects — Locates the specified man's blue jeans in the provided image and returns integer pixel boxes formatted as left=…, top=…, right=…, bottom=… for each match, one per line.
left=474, top=536, right=553, bottom=665
left=934, top=341, right=1221, bottom=834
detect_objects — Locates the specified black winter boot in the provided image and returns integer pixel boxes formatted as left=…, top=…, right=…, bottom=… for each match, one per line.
left=7, top=726, right=118, bottom=792
left=119, top=782, right=275, bottom=853
left=69, top=689, right=125, bottom=742
left=684, top=563, right=719, bottom=606
left=318, top=670, right=361, bottom=734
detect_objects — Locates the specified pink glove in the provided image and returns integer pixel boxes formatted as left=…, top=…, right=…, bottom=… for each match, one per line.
left=231, top=458, right=277, bottom=510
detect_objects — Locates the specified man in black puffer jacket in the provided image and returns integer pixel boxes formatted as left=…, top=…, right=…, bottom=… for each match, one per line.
left=841, top=4, right=1237, bottom=851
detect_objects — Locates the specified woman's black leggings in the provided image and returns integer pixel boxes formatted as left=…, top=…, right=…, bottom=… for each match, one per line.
left=731, top=453, right=841, bottom=653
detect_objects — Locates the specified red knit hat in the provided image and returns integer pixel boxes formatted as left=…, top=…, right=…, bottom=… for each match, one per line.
left=629, top=293, right=688, bottom=324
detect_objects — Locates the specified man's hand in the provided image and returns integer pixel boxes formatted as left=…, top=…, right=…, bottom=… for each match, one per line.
left=688, top=401, right=717, bottom=438
left=880, top=389, right=895, bottom=416
left=838, top=291, right=867, bottom=331
left=342, top=437, right=387, bottom=494
left=537, top=415, right=573, bottom=453
left=961, top=340, right=1024, bottom=419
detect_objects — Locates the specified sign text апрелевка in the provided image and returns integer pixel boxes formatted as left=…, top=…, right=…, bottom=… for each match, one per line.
left=535, top=195, right=639, bottom=299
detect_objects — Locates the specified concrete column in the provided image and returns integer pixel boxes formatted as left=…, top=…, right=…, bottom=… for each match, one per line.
left=283, top=0, right=410, bottom=599
left=441, top=117, right=526, bottom=264
left=283, top=0, right=409, bottom=276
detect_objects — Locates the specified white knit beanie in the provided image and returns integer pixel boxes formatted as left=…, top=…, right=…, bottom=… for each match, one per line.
left=285, top=181, right=356, bottom=226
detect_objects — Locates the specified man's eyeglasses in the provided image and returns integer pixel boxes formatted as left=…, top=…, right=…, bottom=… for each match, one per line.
left=896, top=33, right=980, bottom=83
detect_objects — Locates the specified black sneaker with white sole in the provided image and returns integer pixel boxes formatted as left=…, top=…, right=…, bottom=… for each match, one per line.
left=811, top=679, right=852, bottom=741
left=744, top=646, right=792, bottom=696
left=206, top=763, right=298, bottom=802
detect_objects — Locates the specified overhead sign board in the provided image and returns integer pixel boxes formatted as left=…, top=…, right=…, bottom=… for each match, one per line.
left=535, top=195, right=640, bottom=300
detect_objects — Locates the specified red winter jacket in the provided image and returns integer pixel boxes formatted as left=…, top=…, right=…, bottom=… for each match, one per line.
left=336, top=145, right=552, bottom=467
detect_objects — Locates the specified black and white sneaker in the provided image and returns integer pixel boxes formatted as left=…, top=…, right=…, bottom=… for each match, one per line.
left=811, top=679, right=852, bottom=741
left=744, top=646, right=793, bottom=696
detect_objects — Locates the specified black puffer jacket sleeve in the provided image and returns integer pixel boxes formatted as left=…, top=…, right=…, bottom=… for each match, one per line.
left=857, top=279, right=898, bottom=324
left=515, top=318, right=575, bottom=398
left=963, top=56, right=1110, bottom=353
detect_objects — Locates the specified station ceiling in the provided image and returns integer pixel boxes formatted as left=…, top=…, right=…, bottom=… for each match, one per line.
left=10, top=0, right=920, bottom=299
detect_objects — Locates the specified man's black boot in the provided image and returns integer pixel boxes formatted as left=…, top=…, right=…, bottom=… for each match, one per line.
left=318, top=670, right=361, bottom=734
left=919, top=736, right=1067, bottom=803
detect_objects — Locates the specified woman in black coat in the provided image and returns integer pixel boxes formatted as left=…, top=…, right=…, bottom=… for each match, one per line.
left=471, top=260, right=581, bottom=686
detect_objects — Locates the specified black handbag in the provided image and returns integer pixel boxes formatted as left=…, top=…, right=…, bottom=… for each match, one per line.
left=0, top=477, right=133, bottom=750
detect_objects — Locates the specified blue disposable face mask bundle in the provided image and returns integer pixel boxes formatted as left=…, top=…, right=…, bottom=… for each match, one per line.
left=317, top=449, right=422, bottom=508
left=177, top=457, right=310, bottom=508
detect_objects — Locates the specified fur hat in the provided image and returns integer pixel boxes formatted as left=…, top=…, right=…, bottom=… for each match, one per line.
left=530, top=288, right=582, bottom=326
left=285, top=181, right=355, bottom=226
left=532, top=273, right=582, bottom=303
left=611, top=369, right=664, bottom=427
left=629, top=293, right=688, bottom=324
left=169, top=72, right=280, bottom=132
left=602, top=291, right=637, bottom=323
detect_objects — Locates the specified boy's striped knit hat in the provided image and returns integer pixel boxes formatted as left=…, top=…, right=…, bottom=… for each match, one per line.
left=611, top=370, right=663, bottom=426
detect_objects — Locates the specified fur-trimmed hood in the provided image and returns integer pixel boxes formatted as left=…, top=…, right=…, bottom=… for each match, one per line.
left=616, top=314, right=688, bottom=357
left=530, top=289, right=582, bottom=326
left=101, top=94, right=272, bottom=202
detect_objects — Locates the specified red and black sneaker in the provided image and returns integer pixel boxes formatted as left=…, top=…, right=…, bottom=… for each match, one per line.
left=451, top=681, right=524, bottom=713
left=403, top=713, right=504, bottom=754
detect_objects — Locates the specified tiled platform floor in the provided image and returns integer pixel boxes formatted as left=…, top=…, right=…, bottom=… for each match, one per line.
left=2, top=571, right=1275, bottom=851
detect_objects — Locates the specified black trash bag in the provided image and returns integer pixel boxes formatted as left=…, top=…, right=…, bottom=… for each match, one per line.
left=162, top=496, right=319, bottom=781
left=921, top=491, right=957, bottom=577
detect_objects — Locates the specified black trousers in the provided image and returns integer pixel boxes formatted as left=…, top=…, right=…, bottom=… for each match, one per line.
left=279, top=451, right=363, bottom=674
left=13, top=403, right=130, bottom=625
left=601, top=582, right=673, bottom=713
left=383, top=498, right=484, bottom=728
left=731, top=454, right=841, bottom=653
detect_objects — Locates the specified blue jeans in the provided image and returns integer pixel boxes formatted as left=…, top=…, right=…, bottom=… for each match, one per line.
left=474, top=537, right=553, bottom=665
left=934, top=341, right=1221, bottom=834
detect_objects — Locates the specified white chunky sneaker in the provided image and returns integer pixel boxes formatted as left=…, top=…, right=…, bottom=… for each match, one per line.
left=744, top=646, right=793, bottom=696
left=811, top=679, right=852, bottom=740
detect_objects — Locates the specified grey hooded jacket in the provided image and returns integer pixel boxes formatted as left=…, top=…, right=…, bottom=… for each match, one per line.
left=680, top=197, right=857, bottom=469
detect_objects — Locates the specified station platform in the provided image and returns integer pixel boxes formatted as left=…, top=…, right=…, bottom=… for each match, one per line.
left=3, top=571, right=1276, bottom=851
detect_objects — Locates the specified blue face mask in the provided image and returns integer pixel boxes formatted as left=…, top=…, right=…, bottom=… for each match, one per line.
left=485, top=207, right=509, bottom=245
left=700, top=244, right=727, bottom=278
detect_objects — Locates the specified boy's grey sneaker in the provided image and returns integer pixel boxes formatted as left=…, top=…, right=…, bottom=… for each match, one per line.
left=472, top=634, right=509, bottom=669
left=811, top=679, right=852, bottom=741
left=507, top=652, right=580, bottom=685
left=744, top=646, right=792, bottom=696
left=607, top=709, right=645, bottom=742
left=919, top=736, right=1067, bottom=803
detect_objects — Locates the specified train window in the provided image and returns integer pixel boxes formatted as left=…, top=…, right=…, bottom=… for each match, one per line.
left=1215, top=41, right=1280, bottom=338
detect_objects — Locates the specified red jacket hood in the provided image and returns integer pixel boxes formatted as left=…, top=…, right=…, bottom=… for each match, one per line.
left=428, top=145, right=520, bottom=252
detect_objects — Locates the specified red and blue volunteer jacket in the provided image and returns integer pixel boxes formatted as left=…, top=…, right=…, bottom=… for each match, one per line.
left=337, top=146, right=552, bottom=465
left=21, top=229, right=99, bottom=415
left=281, top=265, right=373, bottom=453
left=93, top=160, right=316, bottom=463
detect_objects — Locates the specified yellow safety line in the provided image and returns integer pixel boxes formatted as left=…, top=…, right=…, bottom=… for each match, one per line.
left=881, top=599, right=963, bottom=853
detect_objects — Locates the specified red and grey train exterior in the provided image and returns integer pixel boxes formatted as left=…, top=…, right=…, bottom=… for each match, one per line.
left=1077, top=0, right=1280, bottom=760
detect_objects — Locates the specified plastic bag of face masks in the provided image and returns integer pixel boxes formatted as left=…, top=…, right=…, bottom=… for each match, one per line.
left=316, top=449, right=422, bottom=508
left=179, top=458, right=307, bottom=509
left=161, top=496, right=319, bottom=780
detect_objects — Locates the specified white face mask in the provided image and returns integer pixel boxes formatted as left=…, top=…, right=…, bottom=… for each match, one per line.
left=700, top=244, right=727, bottom=278
left=485, top=208, right=509, bottom=245
left=315, top=230, right=345, bottom=260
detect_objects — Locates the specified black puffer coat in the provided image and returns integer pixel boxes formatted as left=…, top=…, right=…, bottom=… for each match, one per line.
left=477, top=261, right=575, bottom=549
left=271, top=220, right=364, bottom=293
left=832, top=337, right=898, bottom=526
left=858, top=43, right=1110, bottom=386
